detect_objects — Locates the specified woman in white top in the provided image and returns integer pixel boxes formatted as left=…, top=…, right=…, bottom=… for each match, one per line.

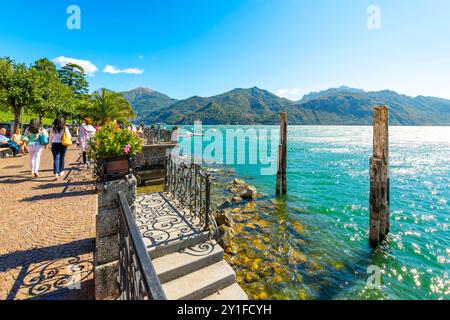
left=49, top=117, right=72, bottom=180
left=77, top=117, right=96, bottom=167
left=23, top=119, right=47, bottom=177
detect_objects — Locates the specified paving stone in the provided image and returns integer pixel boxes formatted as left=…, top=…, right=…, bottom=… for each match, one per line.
left=0, top=146, right=97, bottom=300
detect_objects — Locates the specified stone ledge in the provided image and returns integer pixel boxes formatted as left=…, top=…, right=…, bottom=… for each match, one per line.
left=97, top=175, right=137, bottom=210
left=95, top=234, right=119, bottom=266
left=94, top=261, right=120, bottom=300
left=96, top=207, right=119, bottom=238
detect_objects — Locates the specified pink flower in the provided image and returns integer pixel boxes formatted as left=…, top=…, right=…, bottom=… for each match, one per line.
left=123, top=144, right=131, bottom=155
left=96, top=125, right=102, bottom=131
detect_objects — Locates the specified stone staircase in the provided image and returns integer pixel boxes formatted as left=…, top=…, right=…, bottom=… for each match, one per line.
left=136, top=193, right=248, bottom=300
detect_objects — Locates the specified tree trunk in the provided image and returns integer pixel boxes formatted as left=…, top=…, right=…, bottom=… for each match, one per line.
left=39, top=113, right=44, bottom=127
left=13, top=106, right=22, bottom=134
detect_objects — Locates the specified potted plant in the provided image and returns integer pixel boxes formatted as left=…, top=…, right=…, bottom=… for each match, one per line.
left=88, top=122, right=142, bottom=181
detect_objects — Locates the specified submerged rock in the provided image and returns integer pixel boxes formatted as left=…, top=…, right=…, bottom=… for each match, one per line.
left=243, top=202, right=257, bottom=213
left=232, top=196, right=242, bottom=203
left=241, top=186, right=257, bottom=199
left=217, top=199, right=232, bottom=210
left=288, top=248, right=308, bottom=265
left=213, top=209, right=234, bottom=227
left=228, top=185, right=243, bottom=196
left=227, top=178, right=260, bottom=200
left=217, top=225, right=235, bottom=249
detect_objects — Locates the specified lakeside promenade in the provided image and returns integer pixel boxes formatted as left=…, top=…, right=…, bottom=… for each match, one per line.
left=0, top=145, right=97, bottom=300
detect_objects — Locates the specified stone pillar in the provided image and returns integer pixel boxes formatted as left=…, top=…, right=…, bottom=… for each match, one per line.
left=94, top=175, right=137, bottom=300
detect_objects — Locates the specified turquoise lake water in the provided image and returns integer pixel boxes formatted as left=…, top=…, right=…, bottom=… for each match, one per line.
left=178, top=125, right=450, bottom=300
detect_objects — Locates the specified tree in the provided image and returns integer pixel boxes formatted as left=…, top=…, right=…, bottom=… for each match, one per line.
left=70, top=95, right=93, bottom=124
left=33, top=74, right=76, bottom=125
left=90, top=89, right=135, bottom=124
left=34, top=58, right=58, bottom=76
left=0, top=57, right=37, bottom=132
left=58, top=63, right=89, bottom=96
left=31, top=59, right=77, bottom=124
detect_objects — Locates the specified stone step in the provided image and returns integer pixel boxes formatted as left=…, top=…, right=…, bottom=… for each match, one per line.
left=138, top=169, right=164, bottom=181
left=203, top=283, right=249, bottom=300
left=143, top=178, right=164, bottom=186
left=148, top=231, right=211, bottom=260
left=152, top=241, right=224, bottom=284
left=162, top=260, right=236, bottom=300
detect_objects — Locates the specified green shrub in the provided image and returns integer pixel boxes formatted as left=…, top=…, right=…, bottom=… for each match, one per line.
left=88, top=122, right=142, bottom=160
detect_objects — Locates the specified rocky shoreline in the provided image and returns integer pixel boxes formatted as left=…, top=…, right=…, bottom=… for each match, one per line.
left=213, top=178, right=259, bottom=249
left=208, top=170, right=320, bottom=300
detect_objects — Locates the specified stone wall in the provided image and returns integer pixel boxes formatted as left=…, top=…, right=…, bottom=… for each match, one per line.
left=143, top=128, right=172, bottom=144
left=141, top=145, right=168, bottom=168
left=94, top=175, right=137, bottom=300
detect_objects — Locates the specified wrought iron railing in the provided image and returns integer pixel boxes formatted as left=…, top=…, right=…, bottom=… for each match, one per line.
left=164, top=156, right=217, bottom=235
left=117, top=191, right=167, bottom=300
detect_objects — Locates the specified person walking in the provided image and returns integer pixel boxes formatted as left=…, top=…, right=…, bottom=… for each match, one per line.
left=77, top=117, right=96, bottom=168
left=49, top=117, right=72, bottom=181
left=23, top=119, right=47, bottom=177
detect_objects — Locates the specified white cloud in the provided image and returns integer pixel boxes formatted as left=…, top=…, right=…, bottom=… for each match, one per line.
left=276, top=88, right=304, bottom=101
left=103, top=65, right=144, bottom=75
left=53, top=56, right=98, bottom=76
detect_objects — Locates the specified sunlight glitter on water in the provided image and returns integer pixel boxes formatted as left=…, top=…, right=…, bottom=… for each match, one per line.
left=187, top=125, right=450, bottom=300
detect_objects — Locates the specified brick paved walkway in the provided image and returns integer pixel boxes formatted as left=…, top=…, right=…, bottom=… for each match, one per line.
left=0, top=145, right=97, bottom=300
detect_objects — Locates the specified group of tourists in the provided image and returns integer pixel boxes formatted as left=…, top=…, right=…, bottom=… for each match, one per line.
left=1, top=119, right=180, bottom=181
left=0, top=117, right=96, bottom=180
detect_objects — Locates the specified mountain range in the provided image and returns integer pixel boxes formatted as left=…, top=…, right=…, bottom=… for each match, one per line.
left=121, top=86, right=450, bottom=126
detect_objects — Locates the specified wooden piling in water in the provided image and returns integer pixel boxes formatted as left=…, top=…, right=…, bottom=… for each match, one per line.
left=276, top=112, right=288, bottom=195
left=369, top=106, right=390, bottom=248
left=276, top=144, right=282, bottom=195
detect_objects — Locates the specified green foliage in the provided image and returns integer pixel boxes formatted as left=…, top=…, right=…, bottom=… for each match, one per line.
left=31, top=59, right=76, bottom=123
left=88, top=122, right=142, bottom=160
left=70, top=95, right=93, bottom=122
left=58, top=63, right=89, bottom=97
left=0, top=110, right=61, bottom=125
left=0, top=57, right=38, bottom=130
left=34, top=58, right=58, bottom=76
left=0, top=57, right=92, bottom=128
left=89, top=88, right=135, bottom=124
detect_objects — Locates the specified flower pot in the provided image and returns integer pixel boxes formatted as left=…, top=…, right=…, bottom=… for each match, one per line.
left=101, top=156, right=131, bottom=180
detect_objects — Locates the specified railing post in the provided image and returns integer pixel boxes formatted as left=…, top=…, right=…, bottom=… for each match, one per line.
left=164, top=156, right=169, bottom=192
left=205, top=174, right=211, bottom=231
left=369, top=106, right=390, bottom=248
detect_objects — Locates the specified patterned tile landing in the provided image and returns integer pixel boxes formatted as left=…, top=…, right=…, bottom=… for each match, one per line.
left=135, top=193, right=204, bottom=251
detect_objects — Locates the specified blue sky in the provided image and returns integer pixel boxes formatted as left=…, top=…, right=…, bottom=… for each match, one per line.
left=1, top=0, right=449, bottom=99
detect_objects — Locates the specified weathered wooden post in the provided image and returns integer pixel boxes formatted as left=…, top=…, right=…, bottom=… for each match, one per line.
left=276, top=144, right=282, bottom=195
left=276, top=112, right=288, bottom=195
left=369, top=106, right=390, bottom=248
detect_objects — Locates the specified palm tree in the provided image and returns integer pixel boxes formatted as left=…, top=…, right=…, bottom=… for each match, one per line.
left=90, top=88, right=135, bottom=124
